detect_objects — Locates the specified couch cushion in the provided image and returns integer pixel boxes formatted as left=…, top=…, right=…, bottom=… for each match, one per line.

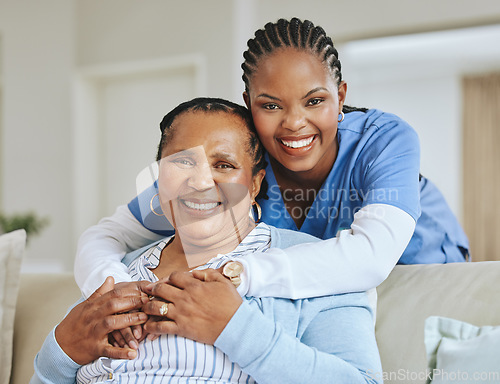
left=376, top=262, right=500, bottom=384
left=10, top=273, right=81, bottom=384
left=424, top=316, right=500, bottom=383
left=0, top=230, right=26, bottom=384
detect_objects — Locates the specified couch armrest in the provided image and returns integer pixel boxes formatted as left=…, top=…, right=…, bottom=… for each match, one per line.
left=376, top=262, right=500, bottom=383
left=10, top=273, right=81, bottom=384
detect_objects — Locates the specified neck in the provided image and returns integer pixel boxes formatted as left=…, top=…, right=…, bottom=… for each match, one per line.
left=270, top=157, right=326, bottom=192
left=156, top=219, right=256, bottom=279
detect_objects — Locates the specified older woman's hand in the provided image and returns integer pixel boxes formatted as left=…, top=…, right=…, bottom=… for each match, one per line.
left=54, top=277, right=150, bottom=365
left=108, top=281, right=153, bottom=350
left=142, top=269, right=243, bottom=345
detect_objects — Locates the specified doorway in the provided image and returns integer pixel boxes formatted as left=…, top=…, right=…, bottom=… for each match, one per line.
left=72, top=55, right=206, bottom=238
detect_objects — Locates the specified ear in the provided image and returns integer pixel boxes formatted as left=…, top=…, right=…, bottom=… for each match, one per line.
left=251, top=169, right=266, bottom=201
left=338, top=81, right=347, bottom=112
left=243, top=91, right=251, bottom=109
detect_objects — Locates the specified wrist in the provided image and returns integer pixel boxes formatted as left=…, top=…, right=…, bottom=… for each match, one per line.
left=54, top=323, right=84, bottom=365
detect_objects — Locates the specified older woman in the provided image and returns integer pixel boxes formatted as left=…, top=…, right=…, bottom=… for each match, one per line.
left=32, top=98, right=382, bottom=383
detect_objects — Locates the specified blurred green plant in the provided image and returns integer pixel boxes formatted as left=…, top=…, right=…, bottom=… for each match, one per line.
left=0, top=211, right=49, bottom=240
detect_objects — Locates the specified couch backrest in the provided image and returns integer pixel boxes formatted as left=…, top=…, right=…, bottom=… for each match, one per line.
left=13, top=263, right=500, bottom=384
left=376, top=262, right=500, bottom=384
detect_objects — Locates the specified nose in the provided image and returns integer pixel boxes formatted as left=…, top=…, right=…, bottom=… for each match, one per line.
left=282, top=107, right=306, bottom=131
left=187, top=162, right=215, bottom=191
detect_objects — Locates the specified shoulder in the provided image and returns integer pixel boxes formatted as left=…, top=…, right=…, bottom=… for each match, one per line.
left=341, top=109, right=420, bottom=164
left=122, top=236, right=172, bottom=267
left=342, top=108, right=417, bottom=138
left=268, top=226, right=321, bottom=248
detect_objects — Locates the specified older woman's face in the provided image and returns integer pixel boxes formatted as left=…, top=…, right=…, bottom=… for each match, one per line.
left=157, top=111, right=262, bottom=244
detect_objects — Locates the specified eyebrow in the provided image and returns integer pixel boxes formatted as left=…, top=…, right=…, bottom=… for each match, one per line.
left=211, top=151, right=240, bottom=165
left=302, top=87, right=328, bottom=99
left=256, top=93, right=281, bottom=101
left=256, top=87, right=329, bottom=102
left=168, top=148, right=197, bottom=158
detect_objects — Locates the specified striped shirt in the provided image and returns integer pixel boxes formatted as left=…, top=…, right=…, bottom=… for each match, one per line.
left=77, top=223, right=271, bottom=384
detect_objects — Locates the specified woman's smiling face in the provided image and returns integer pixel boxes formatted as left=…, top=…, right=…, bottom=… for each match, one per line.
left=244, top=48, right=346, bottom=179
left=157, top=111, right=263, bottom=246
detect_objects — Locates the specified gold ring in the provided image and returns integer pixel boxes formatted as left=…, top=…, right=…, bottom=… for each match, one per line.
left=159, top=303, right=169, bottom=316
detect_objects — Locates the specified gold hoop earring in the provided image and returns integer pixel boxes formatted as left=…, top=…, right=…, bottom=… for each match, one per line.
left=338, top=111, right=345, bottom=123
left=150, top=193, right=164, bottom=216
left=252, top=202, right=262, bottom=223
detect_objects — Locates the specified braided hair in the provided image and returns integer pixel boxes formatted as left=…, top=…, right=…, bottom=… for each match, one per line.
left=156, top=97, right=268, bottom=200
left=242, top=18, right=367, bottom=114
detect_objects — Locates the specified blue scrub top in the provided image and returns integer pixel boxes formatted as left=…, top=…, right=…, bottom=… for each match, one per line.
left=129, top=109, right=469, bottom=264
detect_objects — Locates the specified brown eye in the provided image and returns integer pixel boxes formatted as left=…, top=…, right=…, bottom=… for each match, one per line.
left=215, top=162, right=234, bottom=170
left=172, top=158, right=195, bottom=168
left=307, top=98, right=324, bottom=106
left=263, top=103, right=280, bottom=110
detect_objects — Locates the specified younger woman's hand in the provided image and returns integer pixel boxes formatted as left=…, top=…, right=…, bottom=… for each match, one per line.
left=109, top=315, right=145, bottom=350
left=142, top=269, right=243, bottom=345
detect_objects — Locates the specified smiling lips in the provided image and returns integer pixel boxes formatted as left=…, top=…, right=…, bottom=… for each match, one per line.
left=181, top=199, right=221, bottom=212
left=279, top=135, right=316, bottom=153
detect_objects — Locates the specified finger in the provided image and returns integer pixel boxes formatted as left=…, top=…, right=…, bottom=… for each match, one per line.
left=192, top=268, right=226, bottom=283
left=132, top=324, right=142, bottom=340
left=102, top=345, right=138, bottom=360
left=144, top=317, right=179, bottom=335
left=157, top=276, right=171, bottom=284
left=143, top=274, right=177, bottom=296
left=110, top=329, right=127, bottom=348
left=94, top=293, right=150, bottom=317
left=114, top=280, right=152, bottom=296
left=136, top=325, right=148, bottom=343
left=120, top=327, right=139, bottom=350
left=167, top=271, right=201, bottom=289
left=150, top=281, right=183, bottom=303
left=97, top=311, right=148, bottom=335
left=143, top=301, right=175, bottom=319
left=108, top=333, right=120, bottom=348
left=191, top=269, right=209, bottom=282
left=88, top=276, right=115, bottom=300
left=147, top=334, right=160, bottom=341
left=108, top=285, right=149, bottom=302
left=135, top=280, right=157, bottom=294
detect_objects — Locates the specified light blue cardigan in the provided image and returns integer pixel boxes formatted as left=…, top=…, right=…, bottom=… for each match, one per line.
left=31, top=227, right=382, bottom=383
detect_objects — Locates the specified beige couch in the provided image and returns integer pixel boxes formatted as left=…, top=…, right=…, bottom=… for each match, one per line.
left=9, top=262, right=500, bottom=384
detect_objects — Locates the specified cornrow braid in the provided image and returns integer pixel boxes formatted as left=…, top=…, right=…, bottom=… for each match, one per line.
left=242, top=17, right=342, bottom=91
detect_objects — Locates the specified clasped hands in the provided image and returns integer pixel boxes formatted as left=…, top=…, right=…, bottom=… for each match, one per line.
left=55, top=269, right=242, bottom=365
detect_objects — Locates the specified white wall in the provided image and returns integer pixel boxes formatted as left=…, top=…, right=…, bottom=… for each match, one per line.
left=76, top=0, right=235, bottom=100
left=254, top=0, right=500, bottom=41
left=72, top=56, right=206, bottom=239
left=0, top=0, right=75, bottom=272
left=340, top=25, right=500, bottom=221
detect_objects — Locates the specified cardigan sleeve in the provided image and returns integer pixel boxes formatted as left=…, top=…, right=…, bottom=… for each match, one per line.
left=30, top=328, right=80, bottom=384
left=214, top=294, right=382, bottom=384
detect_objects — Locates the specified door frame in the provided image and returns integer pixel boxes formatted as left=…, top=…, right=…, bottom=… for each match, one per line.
left=71, top=54, right=207, bottom=242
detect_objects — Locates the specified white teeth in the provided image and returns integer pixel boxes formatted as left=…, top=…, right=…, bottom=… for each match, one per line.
left=183, top=200, right=219, bottom=210
left=281, top=136, right=314, bottom=148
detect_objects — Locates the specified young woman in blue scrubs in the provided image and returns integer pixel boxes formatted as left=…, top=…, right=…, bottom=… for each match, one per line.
left=74, top=17, right=469, bottom=346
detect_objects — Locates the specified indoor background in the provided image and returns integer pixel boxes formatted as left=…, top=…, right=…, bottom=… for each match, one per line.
left=1, top=0, right=499, bottom=272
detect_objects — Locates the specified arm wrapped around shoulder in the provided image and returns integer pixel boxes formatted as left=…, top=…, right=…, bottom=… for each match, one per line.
left=242, top=204, right=415, bottom=298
